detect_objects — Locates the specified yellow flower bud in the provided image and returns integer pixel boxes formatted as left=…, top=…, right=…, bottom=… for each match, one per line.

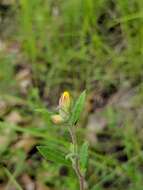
left=59, top=91, right=71, bottom=112
left=51, top=114, right=64, bottom=124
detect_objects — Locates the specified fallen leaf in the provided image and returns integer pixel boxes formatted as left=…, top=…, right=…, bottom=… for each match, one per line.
left=14, top=134, right=37, bottom=153
left=5, top=111, right=22, bottom=124
left=20, top=174, right=35, bottom=190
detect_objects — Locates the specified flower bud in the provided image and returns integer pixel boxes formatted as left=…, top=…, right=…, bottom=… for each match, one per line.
left=51, top=114, right=64, bottom=124
left=59, top=91, right=71, bottom=112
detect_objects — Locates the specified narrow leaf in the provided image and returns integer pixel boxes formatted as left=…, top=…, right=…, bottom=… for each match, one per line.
left=79, top=141, right=89, bottom=171
left=4, top=168, right=23, bottom=190
left=37, top=146, right=70, bottom=166
left=70, top=90, right=86, bottom=125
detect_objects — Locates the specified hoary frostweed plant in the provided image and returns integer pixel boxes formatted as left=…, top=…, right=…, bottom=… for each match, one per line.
left=37, top=91, right=89, bottom=190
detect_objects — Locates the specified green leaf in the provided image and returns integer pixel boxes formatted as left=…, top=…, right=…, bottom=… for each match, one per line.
left=70, top=90, right=86, bottom=125
left=37, top=146, right=70, bottom=166
left=79, top=141, right=89, bottom=171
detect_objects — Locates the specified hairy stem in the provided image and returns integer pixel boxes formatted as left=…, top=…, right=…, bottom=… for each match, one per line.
left=68, top=127, right=85, bottom=190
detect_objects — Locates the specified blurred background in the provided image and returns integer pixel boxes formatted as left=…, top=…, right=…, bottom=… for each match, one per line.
left=0, top=0, right=143, bottom=189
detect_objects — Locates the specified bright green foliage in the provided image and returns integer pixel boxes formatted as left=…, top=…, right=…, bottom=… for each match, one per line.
left=70, top=91, right=86, bottom=125
left=37, top=146, right=70, bottom=166
left=79, top=141, right=89, bottom=172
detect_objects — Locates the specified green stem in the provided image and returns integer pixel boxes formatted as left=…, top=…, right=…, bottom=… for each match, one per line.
left=68, top=127, right=85, bottom=190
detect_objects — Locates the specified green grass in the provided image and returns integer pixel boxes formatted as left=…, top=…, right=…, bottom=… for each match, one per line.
left=17, top=0, right=143, bottom=91
left=0, top=0, right=143, bottom=189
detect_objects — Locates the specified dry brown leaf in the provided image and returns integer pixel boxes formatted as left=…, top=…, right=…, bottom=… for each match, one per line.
left=15, top=67, right=32, bottom=95
left=5, top=111, right=23, bottom=124
left=1, top=0, right=16, bottom=5
left=36, top=182, right=54, bottom=190
left=14, top=134, right=37, bottom=153
left=0, top=99, right=8, bottom=116
left=16, top=68, right=31, bottom=81
left=20, top=174, right=35, bottom=190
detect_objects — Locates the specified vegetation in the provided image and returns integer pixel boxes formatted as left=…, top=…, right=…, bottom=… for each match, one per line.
left=0, top=0, right=143, bottom=189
